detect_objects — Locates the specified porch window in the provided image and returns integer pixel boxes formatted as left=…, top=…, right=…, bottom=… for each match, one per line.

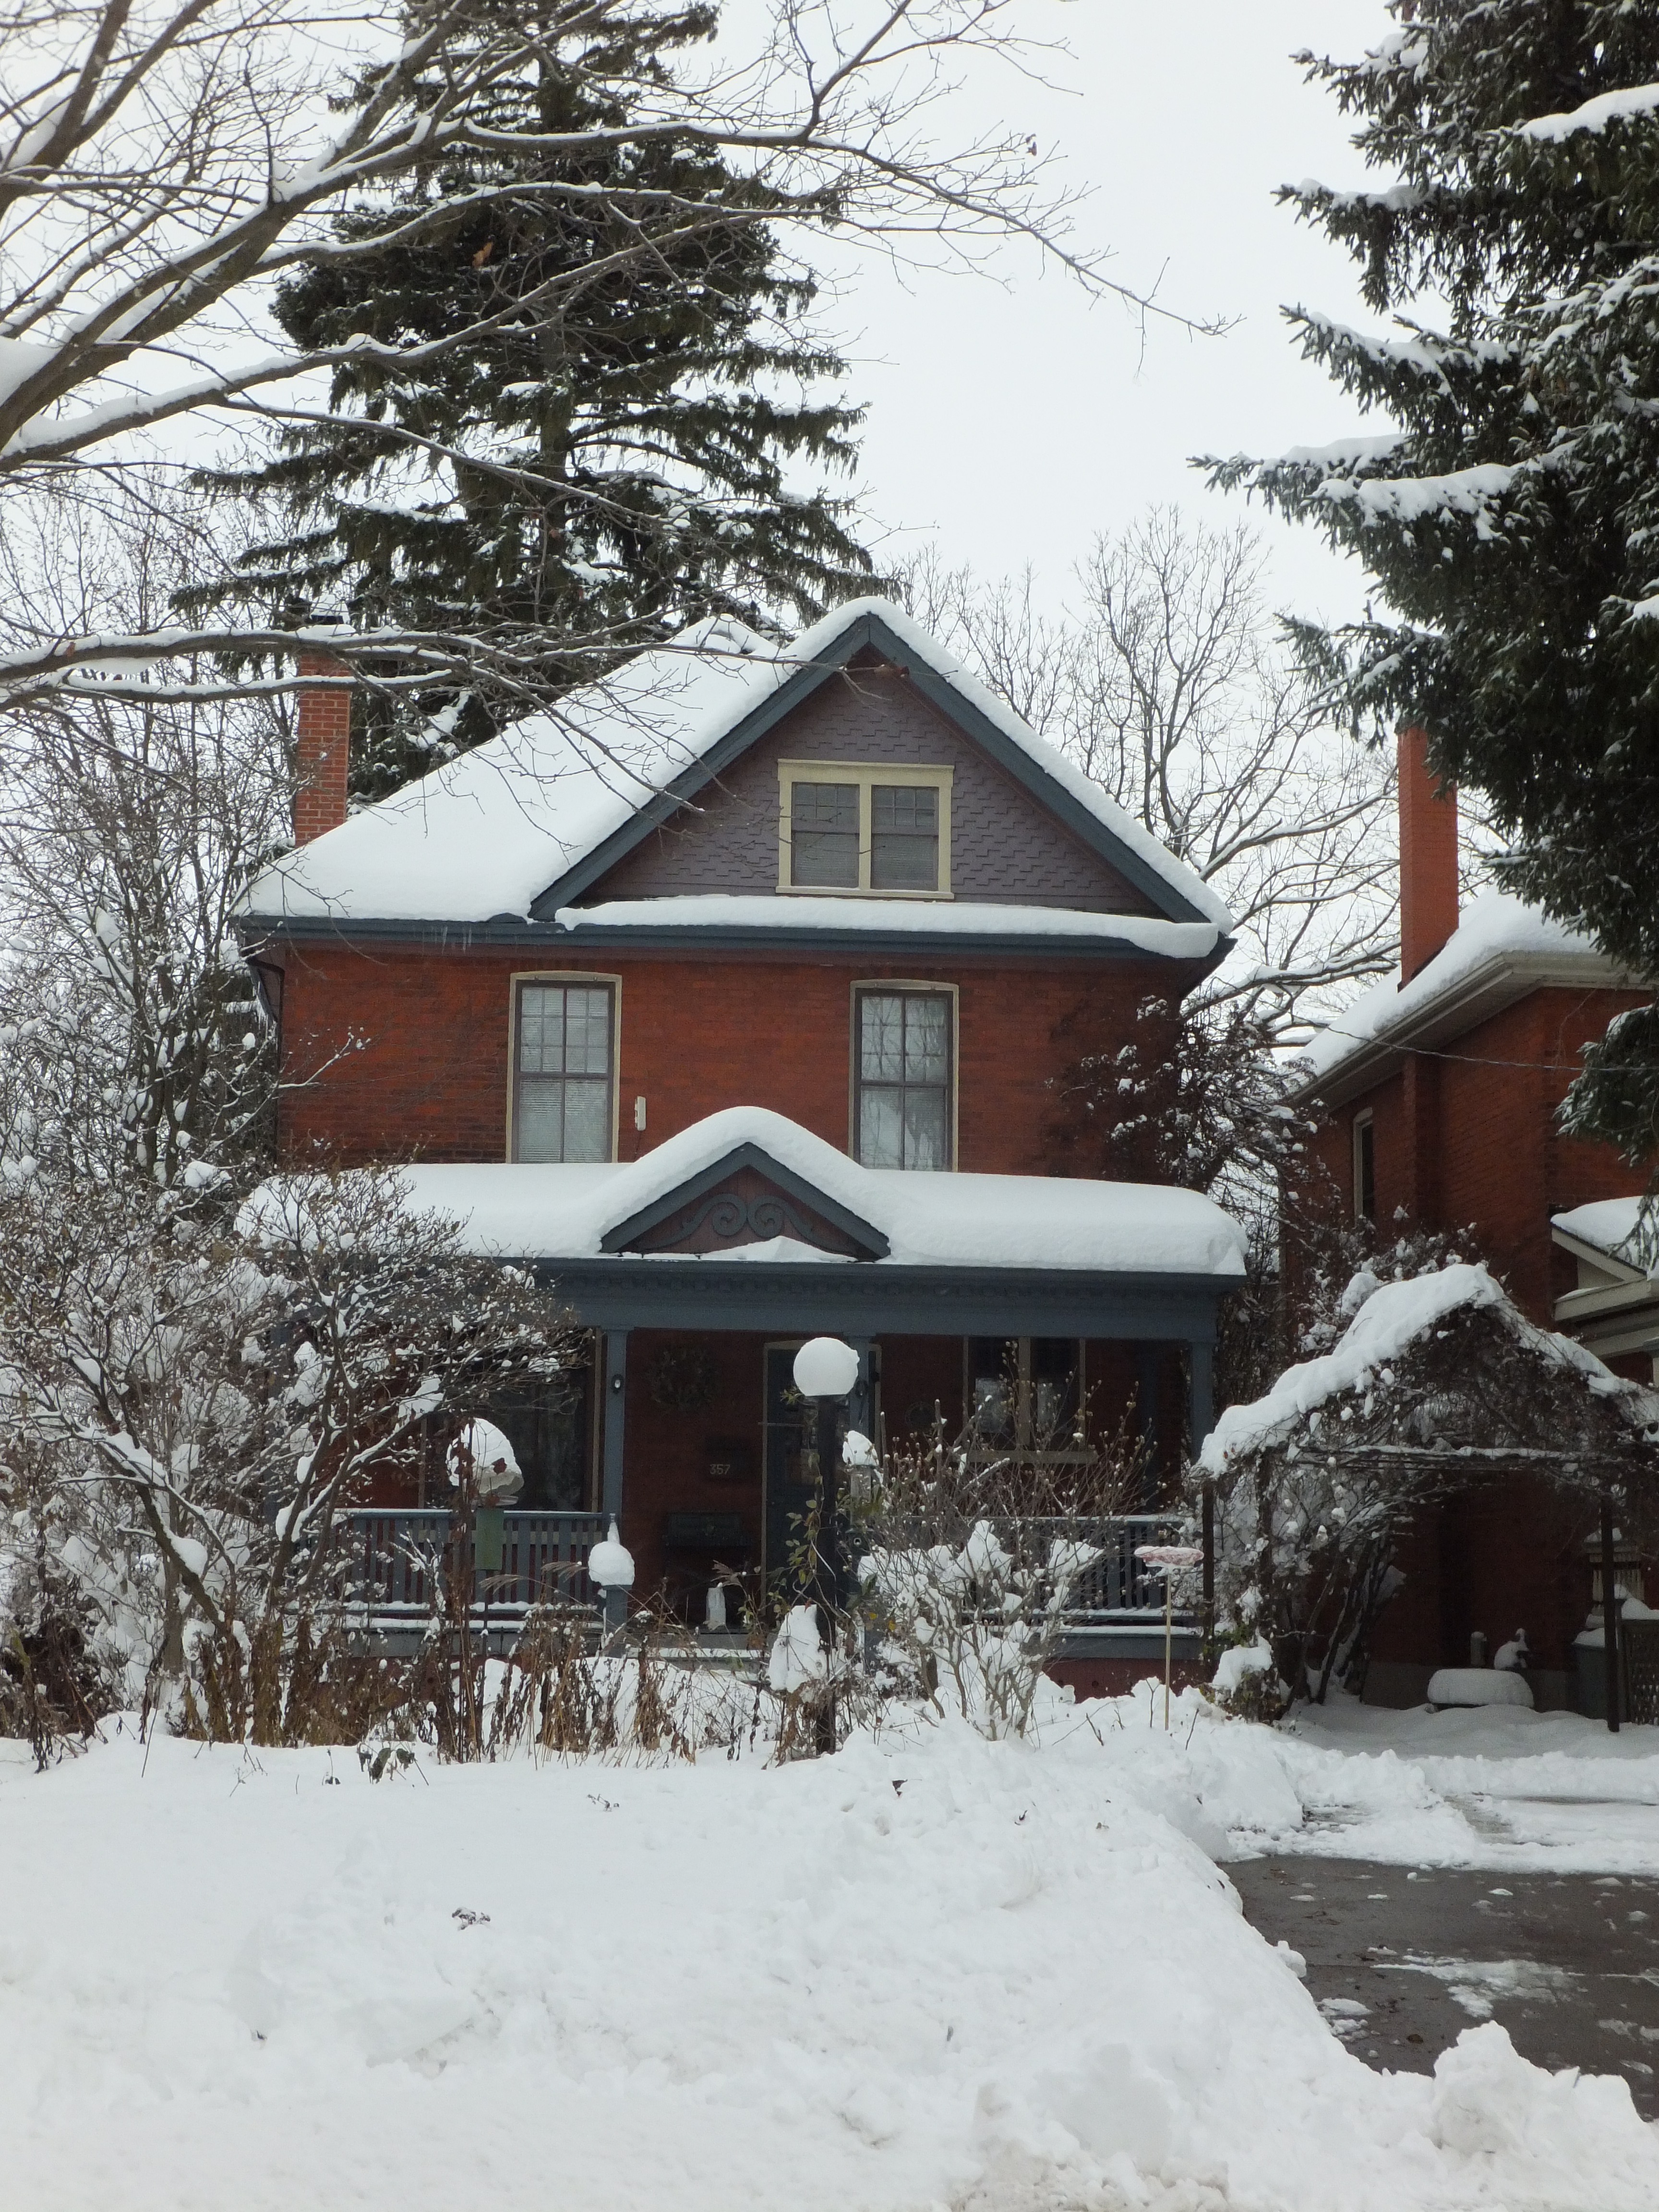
left=1353, top=1109, right=1375, bottom=1222
left=779, top=762, right=953, bottom=896
left=854, top=988, right=953, bottom=1170
left=968, top=1338, right=1085, bottom=1456
left=513, top=980, right=615, bottom=1162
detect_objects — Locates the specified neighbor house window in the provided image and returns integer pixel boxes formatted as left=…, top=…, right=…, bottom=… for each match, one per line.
left=854, top=987, right=953, bottom=1169
left=779, top=762, right=952, bottom=896
left=1353, top=1109, right=1375, bottom=1222
left=513, top=980, right=615, bottom=1162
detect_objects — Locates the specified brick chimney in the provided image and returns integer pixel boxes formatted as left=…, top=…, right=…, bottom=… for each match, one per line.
left=292, top=645, right=351, bottom=844
left=1397, top=721, right=1458, bottom=984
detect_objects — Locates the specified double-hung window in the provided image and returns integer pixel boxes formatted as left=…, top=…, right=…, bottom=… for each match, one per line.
left=513, top=980, right=615, bottom=1162
left=854, top=987, right=953, bottom=1170
left=779, top=763, right=952, bottom=896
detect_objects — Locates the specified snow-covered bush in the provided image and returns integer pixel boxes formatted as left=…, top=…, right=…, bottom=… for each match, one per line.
left=0, top=1162, right=578, bottom=1744
left=854, top=1403, right=1138, bottom=1738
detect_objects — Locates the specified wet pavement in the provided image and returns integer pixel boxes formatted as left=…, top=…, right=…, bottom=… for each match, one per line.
left=1230, top=1856, right=1659, bottom=2116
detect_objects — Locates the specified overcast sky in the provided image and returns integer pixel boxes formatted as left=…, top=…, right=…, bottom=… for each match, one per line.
left=818, top=0, right=1392, bottom=626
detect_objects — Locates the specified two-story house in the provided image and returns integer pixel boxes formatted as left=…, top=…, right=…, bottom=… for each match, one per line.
left=1290, top=730, right=1652, bottom=1708
left=240, top=600, right=1245, bottom=1674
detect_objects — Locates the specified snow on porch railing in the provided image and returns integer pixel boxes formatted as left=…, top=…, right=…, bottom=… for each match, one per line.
left=338, top=1508, right=608, bottom=1621
left=1021, top=1515, right=1199, bottom=1621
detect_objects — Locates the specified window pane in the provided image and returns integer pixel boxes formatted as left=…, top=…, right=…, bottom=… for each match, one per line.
left=902, top=994, right=950, bottom=1082
left=870, top=785, right=939, bottom=892
left=858, top=1086, right=903, bottom=1170
left=859, top=993, right=906, bottom=1082
left=902, top=1087, right=948, bottom=1170
left=790, top=781, right=859, bottom=888
left=561, top=1078, right=610, bottom=1164
left=517, top=1079, right=567, bottom=1163
left=515, top=983, right=613, bottom=1161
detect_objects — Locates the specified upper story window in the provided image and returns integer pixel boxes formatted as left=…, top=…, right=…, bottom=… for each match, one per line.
left=1353, top=1109, right=1375, bottom=1222
left=513, top=979, right=615, bottom=1162
left=779, top=761, right=952, bottom=897
left=854, top=986, right=953, bottom=1170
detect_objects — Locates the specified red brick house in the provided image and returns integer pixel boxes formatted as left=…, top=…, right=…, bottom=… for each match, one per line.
left=1289, top=731, right=1652, bottom=1707
left=240, top=600, right=1246, bottom=1670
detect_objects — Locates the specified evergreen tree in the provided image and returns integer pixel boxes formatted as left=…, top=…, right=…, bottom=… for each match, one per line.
left=195, top=1, right=870, bottom=796
left=1209, top=1, right=1659, bottom=1154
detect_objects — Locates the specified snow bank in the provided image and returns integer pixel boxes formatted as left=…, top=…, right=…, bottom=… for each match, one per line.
left=4, top=1709, right=1659, bottom=2211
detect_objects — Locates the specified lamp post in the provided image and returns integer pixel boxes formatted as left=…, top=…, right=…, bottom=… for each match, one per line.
left=588, top=1517, right=635, bottom=1644
left=792, top=1334, right=859, bottom=1754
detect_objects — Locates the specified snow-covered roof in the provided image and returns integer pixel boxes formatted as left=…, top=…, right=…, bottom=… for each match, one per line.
left=1199, top=1261, right=1655, bottom=1475
left=548, top=896, right=1220, bottom=959
left=247, top=1107, right=1248, bottom=1279
left=241, top=599, right=1232, bottom=939
left=1552, top=1198, right=1652, bottom=1269
left=1293, top=892, right=1621, bottom=1103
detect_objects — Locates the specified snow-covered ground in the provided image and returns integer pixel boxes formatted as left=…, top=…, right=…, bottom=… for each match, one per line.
left=3, top=1688, right=1658, bottom=2212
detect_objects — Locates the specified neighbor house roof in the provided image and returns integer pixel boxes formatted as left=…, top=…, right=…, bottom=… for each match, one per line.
left=1288, top=892, right=1627, bottom=1108
left=240, top=599, right=1233, bottom=954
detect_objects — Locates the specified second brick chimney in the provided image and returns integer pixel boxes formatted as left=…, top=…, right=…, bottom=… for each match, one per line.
left=293, top=646, right=351, bottom=844
left=1397, top=721, right=1458, bottom=984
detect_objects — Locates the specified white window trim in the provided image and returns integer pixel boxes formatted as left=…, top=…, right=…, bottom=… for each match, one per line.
left=506, top=971, right=623, bottom=1163
left=848, top=978, right=960, bottom=1170
left=1352, top=1108, right=1375, bottom=1221
left=777, top=760, right=954, bottom=898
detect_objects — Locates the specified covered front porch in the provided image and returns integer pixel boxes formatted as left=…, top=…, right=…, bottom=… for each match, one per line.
left=355, top=1108, right=1244, bottom=1683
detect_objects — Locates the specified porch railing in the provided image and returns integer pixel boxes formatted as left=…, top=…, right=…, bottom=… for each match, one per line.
left=338, top=1508, right=608, bottom=1625
left=332, top=1508, right=1195, bottom=1635
left=1036, top=1514, right=1201, bottom=1622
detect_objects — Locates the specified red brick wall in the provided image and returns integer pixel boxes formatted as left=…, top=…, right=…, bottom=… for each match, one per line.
left=1310, top=984, right=1647, bottom=1326
left=274, top=940, right=1181, bottom=1175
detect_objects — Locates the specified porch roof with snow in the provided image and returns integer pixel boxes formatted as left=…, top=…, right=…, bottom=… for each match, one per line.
left=238, top=600, right=1233, bottom=964
left=272, top=1108, right=1247, bottom=1340
left=1288, top=893, right=1632, bottom=1109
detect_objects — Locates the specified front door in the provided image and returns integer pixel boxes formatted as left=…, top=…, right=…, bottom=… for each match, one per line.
left=762, top=1342, right=875, bottom=1601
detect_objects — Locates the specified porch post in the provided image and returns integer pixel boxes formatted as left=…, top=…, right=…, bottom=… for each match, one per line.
left=601, top=1331, right=629, bottom=1634
left=1188, top=1338, right=1216, bottom=1647
left=1135, top=1344, right=1160, bottom=1509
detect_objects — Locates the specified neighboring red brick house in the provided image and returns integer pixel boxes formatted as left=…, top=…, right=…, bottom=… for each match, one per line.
left=1289, top=731, right=1652, bottom=1708
left=241, top=600, right=1246, bottom=1669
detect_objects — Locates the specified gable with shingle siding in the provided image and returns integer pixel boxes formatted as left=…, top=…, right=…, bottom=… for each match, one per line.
left=583, top=649, right=1157, bottom=915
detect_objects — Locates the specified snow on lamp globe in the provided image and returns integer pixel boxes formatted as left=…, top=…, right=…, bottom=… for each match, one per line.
left=588, top=1518, right=634, bottom=1640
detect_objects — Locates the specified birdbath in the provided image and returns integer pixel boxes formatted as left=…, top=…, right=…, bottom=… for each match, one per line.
left=1134, top=1543, right=1205, bottom=1728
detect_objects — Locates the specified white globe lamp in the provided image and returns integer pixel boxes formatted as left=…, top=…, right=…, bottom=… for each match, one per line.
left=793, top=1335, right=859, bottom=1401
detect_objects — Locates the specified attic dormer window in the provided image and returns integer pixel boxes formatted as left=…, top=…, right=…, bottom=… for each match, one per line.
left=778, top=762, right=952, bottom=897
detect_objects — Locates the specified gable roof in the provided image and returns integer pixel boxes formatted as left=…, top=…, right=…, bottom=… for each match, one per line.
left=1288, top=891, right=1631, bottom=1108
left=240, top=599, right=1232, bottom=948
